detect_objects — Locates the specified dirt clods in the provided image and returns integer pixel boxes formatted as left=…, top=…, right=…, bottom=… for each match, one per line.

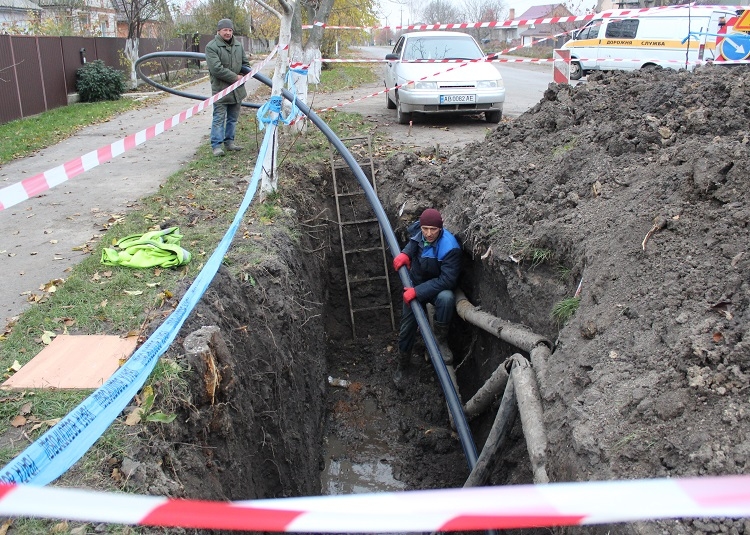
left=121, top=64, right=748, bottom=535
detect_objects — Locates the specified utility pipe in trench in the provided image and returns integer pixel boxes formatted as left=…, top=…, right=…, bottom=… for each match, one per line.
left=455, top=288, right=553, bottom=398
left=454, top=291, right=550, bottom=484
left=135, top=53, right=479, bottom=470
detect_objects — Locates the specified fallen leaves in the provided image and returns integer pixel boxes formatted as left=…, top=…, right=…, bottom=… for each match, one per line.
left=124, top=385, right=176, bottom=426
left=39, top=278, right=64, bottom=293
left=72, top=234, right=101, bottom=254
left=40, top=330, right=56, bottom=345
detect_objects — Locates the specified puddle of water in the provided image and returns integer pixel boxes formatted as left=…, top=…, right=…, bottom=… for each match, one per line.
left=321, top=435, right=406, bottom=494
left=321, top=396, right=406, bottom=495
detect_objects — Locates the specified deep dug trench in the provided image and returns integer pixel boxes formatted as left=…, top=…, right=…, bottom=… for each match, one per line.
left=119, top=158, right=554, bottom=531
left=120, top=65, right=750, bottom=535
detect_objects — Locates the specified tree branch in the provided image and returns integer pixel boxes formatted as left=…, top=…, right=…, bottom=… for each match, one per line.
left=254, top=0, right=283, bottom=19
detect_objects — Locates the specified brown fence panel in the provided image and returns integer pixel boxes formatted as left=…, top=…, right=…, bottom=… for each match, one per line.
left=94, top=37, right=127, bottom=74
left=61, top=37, right=98, bottom=94
left=0, top=35, right=22, bottom=124
left=11, top=36, right=45, bottom=118
left=38, top=38, right=68, bottom=111
left=0, top=33, right=248, bottom=126
left=199, top=34, right=212, bottom=53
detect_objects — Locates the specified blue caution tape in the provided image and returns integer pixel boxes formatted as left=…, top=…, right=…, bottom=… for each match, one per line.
left=0, top=126, right=276, bottom=486
left=256, top=69, right=306, bottom=129
left=282, top=69, right=305, bottom=125
left=256, top=95, right=283, bottom=130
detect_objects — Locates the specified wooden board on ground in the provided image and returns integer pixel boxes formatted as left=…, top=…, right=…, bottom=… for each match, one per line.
left=1, top=335, right=137, bottom=390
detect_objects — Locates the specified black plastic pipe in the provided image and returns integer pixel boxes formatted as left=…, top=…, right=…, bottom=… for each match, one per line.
left=251, top=71, right=479, bottom=469
left=132, top=50, right=478, bottom=470
left=135, top=51, right=261, bottom=109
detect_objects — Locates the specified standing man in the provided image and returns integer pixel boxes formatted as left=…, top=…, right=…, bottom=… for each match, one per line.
left=392, top=208, right=462, bottom=385
left=206, top=18, right=251, bottom=157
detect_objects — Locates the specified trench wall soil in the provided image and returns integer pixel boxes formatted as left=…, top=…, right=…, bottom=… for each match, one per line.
left=116, top=195, right=332, bottom=510
left=376, top=65, right=750, bottom=535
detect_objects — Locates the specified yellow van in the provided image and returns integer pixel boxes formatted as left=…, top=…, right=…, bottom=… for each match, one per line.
left=562, top=5, right=739, bottom=79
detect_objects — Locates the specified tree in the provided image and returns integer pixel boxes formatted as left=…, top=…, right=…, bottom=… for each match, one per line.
left=113, top=0, right=171, bottom=88
left=250, top=0, right=376, bottom=197
left=191, top=0, right=252, bottom=35
left=462, top=0, right=505, bottom=42
left=248, top=1, right=280, bottom=50
left=319, top=0, right=378, bottom=58
left=253, top=0, right=295, bottom=198
left=419, top=0, right=463, bottom=24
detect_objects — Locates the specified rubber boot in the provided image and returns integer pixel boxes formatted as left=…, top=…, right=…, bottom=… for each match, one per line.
left=393, top=350, right=411, bottom=388
left=434, top=322, right=454, bottom=365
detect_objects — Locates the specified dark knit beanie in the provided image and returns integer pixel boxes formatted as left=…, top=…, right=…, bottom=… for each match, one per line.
left=419, top=208, right=443, bottom=228
left=217, top=19, right=234, bottom=31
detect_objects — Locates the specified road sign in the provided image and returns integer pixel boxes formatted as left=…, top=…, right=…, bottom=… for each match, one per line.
left=734, top=10, right=750, bottom=31
left=553, top=49, right=570, bottom=84
left=719, top=32, right=750, bottom=61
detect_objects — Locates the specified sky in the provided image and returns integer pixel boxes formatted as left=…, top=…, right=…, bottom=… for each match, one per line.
left=378, top=0, right=591, bottom=27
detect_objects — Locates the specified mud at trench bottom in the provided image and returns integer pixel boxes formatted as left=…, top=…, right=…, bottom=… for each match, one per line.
left=320, top=395, right=406, bottom=494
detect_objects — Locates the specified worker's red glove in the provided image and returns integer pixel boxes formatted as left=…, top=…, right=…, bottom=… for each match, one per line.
left=393, top=253, right=411, bottom=271
left=403, top=287, right=417, bottom=304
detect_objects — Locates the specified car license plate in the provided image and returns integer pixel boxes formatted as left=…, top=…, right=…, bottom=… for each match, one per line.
left=440, top=94, right=476, bottom=104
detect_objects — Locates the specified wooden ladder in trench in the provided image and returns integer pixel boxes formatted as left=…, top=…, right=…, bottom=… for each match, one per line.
left=329, top=136, right=395, bottom=339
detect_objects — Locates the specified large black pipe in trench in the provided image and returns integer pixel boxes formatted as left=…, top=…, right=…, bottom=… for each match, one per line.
left=134, top=52, right=479, bottom=470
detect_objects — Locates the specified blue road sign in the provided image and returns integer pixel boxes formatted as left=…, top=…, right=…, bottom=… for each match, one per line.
left=720, top=32, right=750, bottom=61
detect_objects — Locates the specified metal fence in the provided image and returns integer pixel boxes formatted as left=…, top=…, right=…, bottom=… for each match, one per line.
left=0, top=34, right=270, bottom=125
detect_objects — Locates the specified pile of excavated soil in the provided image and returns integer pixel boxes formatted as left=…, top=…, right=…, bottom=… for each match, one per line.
left=93, top=65, right=748, bottom=535
left=376, top=64, right=750, bottom=534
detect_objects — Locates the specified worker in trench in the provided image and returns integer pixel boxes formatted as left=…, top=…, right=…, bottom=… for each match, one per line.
left=392, top=208, right=462, bottom=387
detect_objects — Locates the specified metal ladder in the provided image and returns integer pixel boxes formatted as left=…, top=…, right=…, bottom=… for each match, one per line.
left=330, top=136, right=395, bottom=339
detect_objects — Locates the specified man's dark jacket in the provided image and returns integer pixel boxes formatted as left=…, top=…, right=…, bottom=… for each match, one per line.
left=401, top=221, right=462, bottom=303
left=205, top=34, right=251, bottom=104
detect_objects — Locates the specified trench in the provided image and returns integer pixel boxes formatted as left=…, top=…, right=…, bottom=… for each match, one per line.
left=316, top=207, right=558, bottom=500
left=158, top=154, right=567, bottom=534
left=153, top=141, right=568, bottom=535
left=131, top=57, right=556, bottom=511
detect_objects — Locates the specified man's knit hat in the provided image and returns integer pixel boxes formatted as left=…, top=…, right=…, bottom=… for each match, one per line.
left=419, top=208, right=443, bottom=228
left=217, top=19, right=234, bottom=31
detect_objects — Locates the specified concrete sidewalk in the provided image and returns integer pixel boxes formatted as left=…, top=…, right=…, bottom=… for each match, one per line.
left=0, top=77, right=265, bottom=324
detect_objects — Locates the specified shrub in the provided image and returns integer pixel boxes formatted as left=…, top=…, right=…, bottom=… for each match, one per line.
left=76, top=60, right=125, bottom=102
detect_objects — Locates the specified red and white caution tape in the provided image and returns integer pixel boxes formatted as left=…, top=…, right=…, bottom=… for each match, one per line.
left=563, top=57, right=750, bottom=65
left=0, top=47, right=279, bottom=212
left=301, top=56, right=484, bottom=120
left=302, top=53, right=563, bottom=119
left=0, top=475, right=750, bottom=531
left=301, top=4, right=737, bottom=31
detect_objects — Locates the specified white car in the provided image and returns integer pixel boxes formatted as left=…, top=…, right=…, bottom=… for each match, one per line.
left=384, top=31, right=505, bottom=124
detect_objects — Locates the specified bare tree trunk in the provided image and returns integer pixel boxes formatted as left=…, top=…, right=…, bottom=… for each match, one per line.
left=288, top=41, right=308, bottom=133
left=124, top=37, right=140, bottom=89
left=260, top=7, right=292, bottom=199
left=304, top=47, right=321, bottom=84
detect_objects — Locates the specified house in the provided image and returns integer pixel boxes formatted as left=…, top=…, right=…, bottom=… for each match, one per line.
left=0, top=0, right=41, bottom=33
left=488, top=8, right=519, bottom=44
left=516, top=3, right=578, bottom=48
left=113, top=0, right=171, bottom=39
left=37, top=0, right=117, bottom=36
